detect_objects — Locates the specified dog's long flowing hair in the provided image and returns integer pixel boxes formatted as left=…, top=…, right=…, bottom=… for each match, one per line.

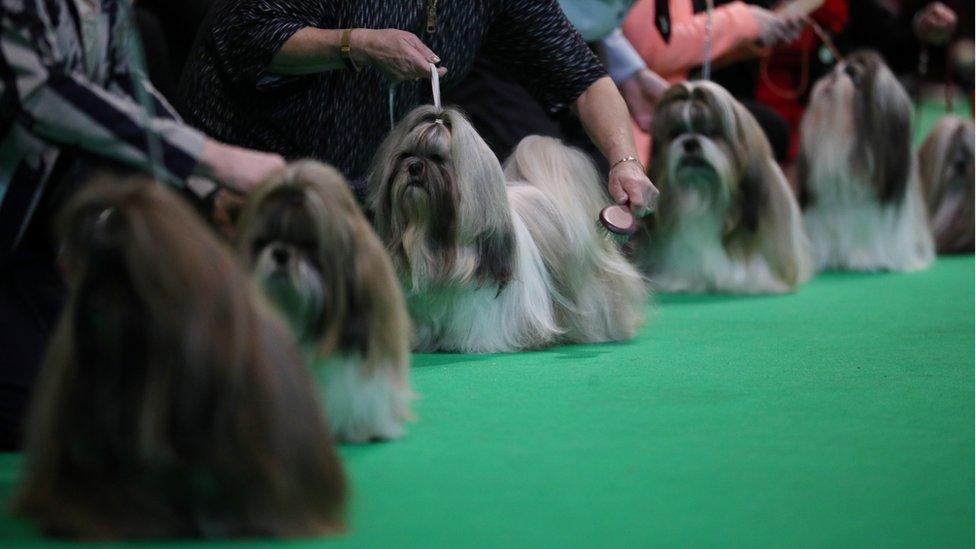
left=368, top=106, right=646, bottom=353
left=238, top=161, right=413, bottom=442
left=798, top=50, right=934, bottom=271
left=918, top=115, right=975, bottom=254
left=13, top=180, right=345, bottom=539
left=638, top=81, right=811, bottom=293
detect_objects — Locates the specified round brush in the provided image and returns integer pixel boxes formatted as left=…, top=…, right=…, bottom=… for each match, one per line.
left=599, top=202, right=638, bottom=244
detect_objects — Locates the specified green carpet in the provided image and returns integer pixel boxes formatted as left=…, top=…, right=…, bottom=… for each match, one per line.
left=1, top=257, right=972, bottom=547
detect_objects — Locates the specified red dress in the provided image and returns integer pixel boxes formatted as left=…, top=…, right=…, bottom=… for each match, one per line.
left=754, top=0, right=849, bottom=160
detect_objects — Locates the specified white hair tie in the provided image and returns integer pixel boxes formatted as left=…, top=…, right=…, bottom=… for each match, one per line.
left=388, top=64, right=442, bottom=131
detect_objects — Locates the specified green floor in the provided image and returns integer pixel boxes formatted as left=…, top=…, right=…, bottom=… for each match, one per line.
left=1, top=257, right=973, bottom=547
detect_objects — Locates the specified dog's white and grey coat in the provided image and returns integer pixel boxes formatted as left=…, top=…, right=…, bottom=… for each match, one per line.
left=637, top=81, right=812, bottom=294
left=239, top=162, right=413, bottom=443
left=369, top=106, right=646, bottom=353
left=798, top=51, right=934, bottom=272
left=918, top=115, right=974, bottom=254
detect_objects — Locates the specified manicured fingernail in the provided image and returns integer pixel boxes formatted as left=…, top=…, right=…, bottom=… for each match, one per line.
left=432, top=56, right=441, bottom=63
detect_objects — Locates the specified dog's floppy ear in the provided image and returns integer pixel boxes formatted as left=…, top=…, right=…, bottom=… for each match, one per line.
left=716, top=84, right=811, bottom=288
left=343, top=220, right=412, bottom=378
left=852, top=51, right=913, bottom=204
left=752, top=157, right=813, bottom=288
left=443, top=108, right=516, bottom=286
left=918, top=118, right=951, bottom=209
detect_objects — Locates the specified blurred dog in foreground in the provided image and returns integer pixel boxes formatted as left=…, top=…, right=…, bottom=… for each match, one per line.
left=13, top=181, right=345, bottom=539
left=637, top=81, right=812, bottom=294
left=368, top=106, right=647, bottom=353
left=238, top=161, right=413, bottom=442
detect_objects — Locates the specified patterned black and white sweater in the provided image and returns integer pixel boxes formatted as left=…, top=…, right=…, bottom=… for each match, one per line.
left=177, top=0, right=606, bottom=185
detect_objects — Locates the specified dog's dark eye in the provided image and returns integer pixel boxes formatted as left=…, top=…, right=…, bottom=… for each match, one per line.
left=844, top=65, right=863, bottom=86
left=428, top=153, right=445, bottom=164
left=668, top=128, right=684, bottom=140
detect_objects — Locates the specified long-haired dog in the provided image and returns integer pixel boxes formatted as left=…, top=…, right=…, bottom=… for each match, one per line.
left=368, top=106, right=647, bottom=353
left=918, top=115, right=975, bottom=254
left=238, top=161, right=412, bottom=443
left=636, top=81, right=812, bottom=293
left=798, top=50, right=934, bottom=271
left=12, top=181, right=345, bottom=539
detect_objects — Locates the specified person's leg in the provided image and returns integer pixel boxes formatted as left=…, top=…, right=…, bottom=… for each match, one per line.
left=0, top=252, right=65, bottom=450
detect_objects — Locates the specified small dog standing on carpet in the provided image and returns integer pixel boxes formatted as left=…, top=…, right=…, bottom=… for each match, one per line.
left=798, top=50, right=934, bottom=272
left=238, top=161, right=413, bottom=443
left=918, top=115, right=975, bottom=254
left=635, top=81, right=812, bottom=294
left=13, top=180, right=345, bottom=539
left=368, top=106, right=647, bottom=353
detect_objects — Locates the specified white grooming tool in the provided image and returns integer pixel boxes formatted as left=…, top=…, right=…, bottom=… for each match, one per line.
left=430, top=62, right=443, bottom=123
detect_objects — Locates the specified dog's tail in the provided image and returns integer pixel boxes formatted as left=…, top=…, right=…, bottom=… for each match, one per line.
left=503, top=136, right=609, bottom=249
left=504, top=136, right=648, bottom=342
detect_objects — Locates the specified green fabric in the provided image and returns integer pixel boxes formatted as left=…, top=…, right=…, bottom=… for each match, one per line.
left=1, top=257, right=972, bottom=547
left=913, top=94, right=972, bottom=147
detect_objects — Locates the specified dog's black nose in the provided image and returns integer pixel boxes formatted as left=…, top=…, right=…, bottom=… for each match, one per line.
left=271, top=246, right=289, bottom=266
left=683, top=138, right=701, bottom=154
left=408, top=159, right=424, bottom=176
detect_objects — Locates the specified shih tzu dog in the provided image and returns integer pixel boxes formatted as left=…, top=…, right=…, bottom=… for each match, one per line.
left=636, top=81, right=812, bottom=294
left=238, top=161, right=413, bottom=443
left=918, top=115, right=974, bottom=254
left=368, top=106, right=647, bottom=353
left=798, top=50, right=934, bottom=271
left=13, top=180, right=345, bottom=539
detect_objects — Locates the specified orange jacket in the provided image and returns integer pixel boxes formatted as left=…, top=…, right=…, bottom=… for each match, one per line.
left=622, top=0, right=759, bottom=82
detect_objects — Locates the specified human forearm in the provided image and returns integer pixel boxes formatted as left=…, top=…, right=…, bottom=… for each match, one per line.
left=576, top=77, right=640, bottom=166
left=268, top=27, right=345, bottom=75
left=269, top=28, right=445, bottom=81
left=575, top=77, right=659, bottom=214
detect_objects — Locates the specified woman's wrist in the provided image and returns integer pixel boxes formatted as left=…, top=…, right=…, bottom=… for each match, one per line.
left=610, top=155, right=644, bottom=173
left=347, top=29, right=373, bottom=67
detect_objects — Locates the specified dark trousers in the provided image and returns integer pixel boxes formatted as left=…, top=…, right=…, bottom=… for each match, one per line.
left=0, top=155, right=106, bottom=450
left=447, top=57, right=793, bottom=167
left=445, top=56, right=609, bottom=174
left=0, top=241, right=65, bottom=450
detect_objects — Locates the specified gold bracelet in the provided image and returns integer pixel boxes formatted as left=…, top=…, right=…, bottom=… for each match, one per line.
left=340, top=29, right=361, bottom=72
left=610, top=156, right=643, bottom=171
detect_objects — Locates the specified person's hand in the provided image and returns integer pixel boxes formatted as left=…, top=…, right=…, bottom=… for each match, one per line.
left=750, top=6, right=805, bottom=47
left=608, top=159, right=659, bottom=217
left=914, top=2, right=957, bottom=46
left=197, top=139, right=285, bottom=194
left=619, top=69, right=670, bottom=133
left=350, top=28, right=448, bottom=82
